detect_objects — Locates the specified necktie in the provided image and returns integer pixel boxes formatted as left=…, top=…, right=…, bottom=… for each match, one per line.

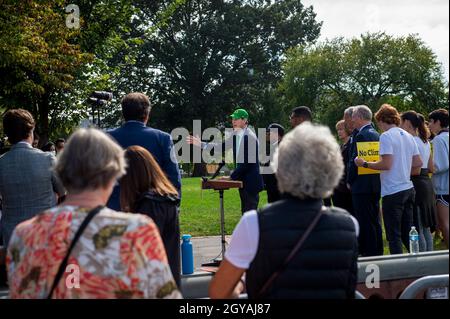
left=234, top=134, right=242, bottom=169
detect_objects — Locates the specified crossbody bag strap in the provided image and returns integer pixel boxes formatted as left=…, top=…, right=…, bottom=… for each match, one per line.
left=47, top=205, right=104, bottom=299
left=257, top=206, right=325, bottom=298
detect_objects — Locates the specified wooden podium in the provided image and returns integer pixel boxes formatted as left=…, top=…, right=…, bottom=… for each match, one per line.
left=201, top=178, right=243, bottom=267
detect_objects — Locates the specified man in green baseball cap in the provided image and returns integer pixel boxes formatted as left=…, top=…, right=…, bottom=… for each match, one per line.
left=230, top=108, right=249, bottom=120
left=230, top=108, right=249, bottom=133
left=187, top=106, right=264, bottom=214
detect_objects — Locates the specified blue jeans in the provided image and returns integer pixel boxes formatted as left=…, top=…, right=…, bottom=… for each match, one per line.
left=417, top=206, right=434, bottom=252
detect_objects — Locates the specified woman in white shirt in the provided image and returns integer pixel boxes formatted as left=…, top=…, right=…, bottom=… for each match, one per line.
left=355, top=104, right=423, bottom=255
left=400, top=111, right=436, bottom=252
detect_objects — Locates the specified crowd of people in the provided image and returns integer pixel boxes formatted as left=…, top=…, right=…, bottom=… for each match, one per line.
left=0, top=92, right=448, bottom=299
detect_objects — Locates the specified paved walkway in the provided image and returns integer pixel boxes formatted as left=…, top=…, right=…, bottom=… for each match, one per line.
left=191, top=235, right=231, bottom=271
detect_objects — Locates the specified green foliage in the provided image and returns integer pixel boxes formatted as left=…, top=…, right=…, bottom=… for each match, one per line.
left=44, top=0, right=141, bottom=139
left=0, top=0, right=90, bottom=107
left=7, top=2, right=448, bottom=146
left=280, top=32, right=449, bottom=131
left=0, top=0, right=320, bottom=141
left=113, top=0, right=321, bottom=132
left=180, top=177, right=448, bottom=254
left=179, top=177, right=268, bottom=236
left=0, top=0, right=184, bottom=141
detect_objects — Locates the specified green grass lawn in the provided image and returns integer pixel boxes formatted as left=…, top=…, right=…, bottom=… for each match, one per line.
left=179, top=177, right=267, bottom=236
left=179, top=177, right=447, bottom=253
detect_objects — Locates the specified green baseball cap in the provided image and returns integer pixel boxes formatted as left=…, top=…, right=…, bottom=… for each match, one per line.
left=230, top=108, right=249, bottom=120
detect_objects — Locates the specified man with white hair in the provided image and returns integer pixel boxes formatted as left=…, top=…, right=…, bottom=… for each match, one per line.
left=347, top=105, right=383, bottom=257
left=343, top=106, right=355, bottom=137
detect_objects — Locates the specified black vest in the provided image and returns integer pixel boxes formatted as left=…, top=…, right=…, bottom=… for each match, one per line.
left=246, top=196, right=358, bottom=299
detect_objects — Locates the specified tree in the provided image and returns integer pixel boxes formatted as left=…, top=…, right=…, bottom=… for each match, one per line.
left=279, top=32, right=449, bottom=130
left=0, top=0, right=178, bottom=141
left=0, top=0, right=321, bottom=150
left=0, top=0, right=91, bottom=142
left=44, top=0, right=141, bottom=139
left=42, top=0, right=192, bottom=140
left=116, top=0, right=322, bottom=132
left=112, top=0, right=321, bottom=176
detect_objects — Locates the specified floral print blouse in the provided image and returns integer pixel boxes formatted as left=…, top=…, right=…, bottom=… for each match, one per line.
left=6, top=206, right=182, bottom=299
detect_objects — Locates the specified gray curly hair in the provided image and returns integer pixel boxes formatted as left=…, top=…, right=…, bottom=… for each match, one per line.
left=56, top=128, right=127, bottom=193
left=272, top=122, right=343, bottom=199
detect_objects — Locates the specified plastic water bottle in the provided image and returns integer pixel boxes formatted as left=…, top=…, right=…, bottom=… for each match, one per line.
left=409, top=226, right=419, bottom=254
left=181, top=234, right=194, bottom=275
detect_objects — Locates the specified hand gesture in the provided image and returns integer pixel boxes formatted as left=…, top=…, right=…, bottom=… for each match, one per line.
left=186, top=135, right=201, bottom=147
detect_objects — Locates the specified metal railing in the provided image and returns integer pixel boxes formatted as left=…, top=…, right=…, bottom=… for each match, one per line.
left=202, top=292, right=364, bottom=299
left=179, top=251, right=449, bottom=299
left=357, top=250, right=449, bottom=283
left=1, top=251, right=448, bottom=299
left=399, top=274, right=449, bottom=299
left=355, top=290, right=366, bottom=299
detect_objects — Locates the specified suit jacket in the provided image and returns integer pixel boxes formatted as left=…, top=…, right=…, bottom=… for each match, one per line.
left=347, top=124, right=381, bottom=194
left=204, top=127, right=264, bottom=195
left=335, top=140, right=352, bottom=194
left=0, top=142, right=65, bottom=247
left=261, top=142, right=281, bottom=199
left=107, top=121, right=182, bottom=210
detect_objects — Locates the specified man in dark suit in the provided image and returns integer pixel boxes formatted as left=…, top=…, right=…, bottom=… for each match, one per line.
left=262, top=123, right=284, bottom=203
left=347, top=105, right=383, bottom=256
left=107, top=93, right=181, bottom=210
left=188, top=108, right=264, bottom=214
left=289, top=106, right=312, bottom=128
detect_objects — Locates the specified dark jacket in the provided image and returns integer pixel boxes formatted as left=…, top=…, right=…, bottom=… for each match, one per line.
left=205, top=127, right=264, bottom=195
left=134, top=191, right=181, bottom=287
left=230, top=129, right=264, bottom=195
left=336, top=140, right=351, bottom=194
left=262, top=142, right=281, bottom=203
left=347, top=124, right=381, bottom=194
left=246, top=195, right=358, bottom=299
left=106, top=121, right=182, bottom=210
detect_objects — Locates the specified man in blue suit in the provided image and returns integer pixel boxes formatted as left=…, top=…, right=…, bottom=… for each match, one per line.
left=188, top=108, right=264, bottom=214
left=107, top=93, right=181, bottom=210
left=347, top=105, right=383, bottom=256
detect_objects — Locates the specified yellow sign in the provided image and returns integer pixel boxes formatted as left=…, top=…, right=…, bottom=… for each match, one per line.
left=357, top=142, right=380, bottom=175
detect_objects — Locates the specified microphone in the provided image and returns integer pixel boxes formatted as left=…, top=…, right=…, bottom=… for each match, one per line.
left=91, top=91, right=113, bottom=101
left=210, top=161, right=226, bottom=180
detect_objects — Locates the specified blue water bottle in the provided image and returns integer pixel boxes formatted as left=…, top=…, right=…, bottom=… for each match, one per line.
left=181, top=234, right=194, bottom=275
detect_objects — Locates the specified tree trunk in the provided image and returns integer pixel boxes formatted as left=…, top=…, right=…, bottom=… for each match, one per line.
left=37, top=93, right=50, bottom=145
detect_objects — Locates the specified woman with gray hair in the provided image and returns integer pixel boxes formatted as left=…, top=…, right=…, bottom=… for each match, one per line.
left=6, top=128, right=181, bottom=299
left=209, top=122, right=359, bottom=299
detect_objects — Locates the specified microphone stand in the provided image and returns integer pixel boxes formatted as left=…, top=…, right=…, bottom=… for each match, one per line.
left=201, top=161, right=228, bottom=267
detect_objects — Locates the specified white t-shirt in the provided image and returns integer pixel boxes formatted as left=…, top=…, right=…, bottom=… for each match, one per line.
left=224, top=209, right=360, bottom=270
left=413, top=136, right=431, bottom=169
left=379, top=127, right=419, bottom=197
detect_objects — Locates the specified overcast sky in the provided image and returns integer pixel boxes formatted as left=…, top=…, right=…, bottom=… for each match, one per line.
left=302, top=0, right=449, bottom=80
